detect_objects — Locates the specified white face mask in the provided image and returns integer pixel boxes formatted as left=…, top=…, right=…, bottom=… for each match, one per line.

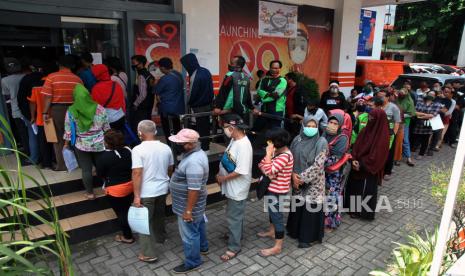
left=290, top=48, right=307, bottom=64
left=224, top=127, right=233, bottom=138
left=330, top=87, right=338, bottom=93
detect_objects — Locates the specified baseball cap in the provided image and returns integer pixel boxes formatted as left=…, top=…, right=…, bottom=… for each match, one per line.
left=168, top=128, right=200, bottom=143
left=221, top=113, right=249, bottom=129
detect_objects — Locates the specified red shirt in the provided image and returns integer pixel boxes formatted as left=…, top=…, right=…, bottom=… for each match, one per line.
left=91, top=80, right=126, bottom=112
left=286, top=85, right=297, bottom=117
left=41, top=68, right=82, bottom=103
left=258, top=151, right=294, bottom=194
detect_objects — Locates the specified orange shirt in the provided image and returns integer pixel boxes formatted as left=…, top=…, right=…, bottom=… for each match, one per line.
left=41, top=68, right=82, bottom=104
left=28, top=86, right=46, bottom=126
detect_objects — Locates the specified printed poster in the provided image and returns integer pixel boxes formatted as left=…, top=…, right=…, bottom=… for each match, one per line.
left=220, top=0, right=333, bottom=93
left=134, top=20, right=182, bottom=71
left=258, top=1, right=298, bottom=38
left=357, top=9, right=377, bottom=57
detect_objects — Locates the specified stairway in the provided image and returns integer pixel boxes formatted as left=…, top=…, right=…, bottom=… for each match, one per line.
left=1, top=142, right=261, bottom=244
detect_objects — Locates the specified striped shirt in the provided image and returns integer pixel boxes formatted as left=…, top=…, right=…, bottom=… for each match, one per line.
left=41, top=68, right=82, bottom=103
left=169, top=147, right=209, bottom=220
left=258, top=150, right=294, bottom=194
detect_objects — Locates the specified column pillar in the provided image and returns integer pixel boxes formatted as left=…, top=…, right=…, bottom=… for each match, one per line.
left=330, top=0, right=362, bottom=96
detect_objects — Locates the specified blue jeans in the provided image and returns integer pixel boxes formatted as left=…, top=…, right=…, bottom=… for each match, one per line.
left=177, top=215, right=208, bottom=269
left=402, top=124, right=411, bottom=158
left=266, top=192, right=285, bottom=239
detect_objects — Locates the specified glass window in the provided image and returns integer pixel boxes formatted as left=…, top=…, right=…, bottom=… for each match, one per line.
left=61, top=17, right=121, bottom=61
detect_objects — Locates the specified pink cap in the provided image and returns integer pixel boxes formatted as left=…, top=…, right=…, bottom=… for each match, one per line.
left=168, top=128, right=200, bottom=143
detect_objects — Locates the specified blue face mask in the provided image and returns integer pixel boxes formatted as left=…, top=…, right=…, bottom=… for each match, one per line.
left=365, top=107, right=372, bottom=113
left=303, top=127, right=318, bottom=137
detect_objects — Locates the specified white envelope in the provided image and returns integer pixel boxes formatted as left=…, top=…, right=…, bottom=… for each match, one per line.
left=429, top=115, right=444, bottom=131
left=127, top=206, right=150, bottom=235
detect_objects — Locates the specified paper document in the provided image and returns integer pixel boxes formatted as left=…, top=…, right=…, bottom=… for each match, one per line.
left=430, top=115, right=444, bottom=131
left=128, top=206, right=150, bottom=235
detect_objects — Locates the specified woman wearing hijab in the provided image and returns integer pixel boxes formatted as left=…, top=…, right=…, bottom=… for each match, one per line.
left=323, top=113, right=349, bottom=231
left=287, top=116, right=328, bottom=248
left=64, top=84, right=110, bottom=199
left=345, top=109, right=390, bottom=220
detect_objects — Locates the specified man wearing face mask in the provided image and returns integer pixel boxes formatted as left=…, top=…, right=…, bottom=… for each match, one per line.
left=214, top=56, right=256, bottom=124
left=216, top=113, right=252, bottom=262
left=284, top=72, right=309, bottom=138
left=413, top=81, right=430, bottom=104
left=256, top=60, right=288, bottom=128
left=355, top=81, right=375, bottom=100
left=168, top=128, right=209, bottom=273
left=376, top=90, right=401, bottom=180
left=351, top=97, right=371, bottom=145
left=130, top=55, right=155, bottom=133
left=396, top=88, right=416, bottom=166
left=319, top=81, right=348, bottom=113
left=132, top=120, right=174, bottom=263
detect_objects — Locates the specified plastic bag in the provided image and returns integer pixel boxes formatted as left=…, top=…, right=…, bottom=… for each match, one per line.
left=62, top=148, right=78, bottom=172
left=127, top=206, right=150, bottom=235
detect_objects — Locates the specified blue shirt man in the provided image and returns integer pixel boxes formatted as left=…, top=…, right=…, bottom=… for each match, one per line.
left=168, top=129, right=209, bottom=273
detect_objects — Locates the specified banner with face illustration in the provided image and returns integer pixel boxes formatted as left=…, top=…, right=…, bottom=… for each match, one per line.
left=258, top=1, right=298, bottom=38
left=220, top=0, right=333, bottom=92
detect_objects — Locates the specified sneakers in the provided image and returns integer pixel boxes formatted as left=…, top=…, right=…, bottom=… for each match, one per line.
left=172, top=264, right=200, bottom=274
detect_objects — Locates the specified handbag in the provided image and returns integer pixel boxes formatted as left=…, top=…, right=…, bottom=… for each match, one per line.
left=123, top=122, right=140, bottom=146
left=256, top=152, right=291, bottom=200
left=256, top=175, right=272, bottom=200
left=325, top=153, right=352, bottom=173
left=220, top=144, right=236, bottom=173
left=69, top=113, right=77, bottom=147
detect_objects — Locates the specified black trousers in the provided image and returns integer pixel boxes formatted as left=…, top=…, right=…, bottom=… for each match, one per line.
left=429, top=130, right=441, bottom=150
left=130, top=107, right=151, bottom=134
left=14, top=118, right=29, bottom=157
left=161, top=114, right=181, bottom=145
left=445, top=109, right=460, bottom=144
left=37, top=126, right=53, bottom=168
left=384, top=135, right=396, bottom=175
left=110, top=116, right=126, bottom=132
left=414, top=133, right=431, bottom=156
left=190, top=105, right=212, bottom=151
left=106, top=193, right=134, bottom=240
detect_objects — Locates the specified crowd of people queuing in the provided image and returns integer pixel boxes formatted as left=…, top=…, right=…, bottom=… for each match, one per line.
left=1, top=52, right=464, bottom=273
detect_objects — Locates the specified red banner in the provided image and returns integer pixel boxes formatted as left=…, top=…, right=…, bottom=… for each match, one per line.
left=220, top=0, right=334, bottom=93
left=134, top=20, right=182, bottom=71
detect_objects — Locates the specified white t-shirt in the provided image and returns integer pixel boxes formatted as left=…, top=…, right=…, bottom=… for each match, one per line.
left=220, top=136, right=253, bottom=201
left=132, top=140, right=174, bottom=198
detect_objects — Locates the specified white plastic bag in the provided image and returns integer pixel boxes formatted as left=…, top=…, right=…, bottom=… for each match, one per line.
left=127, top=206, right=150, bottom=235
left=62, top=148, right=78, bottom=172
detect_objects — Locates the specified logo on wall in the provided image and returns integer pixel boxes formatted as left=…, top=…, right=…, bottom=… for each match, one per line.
left=134, top=20, right=182, bottom=70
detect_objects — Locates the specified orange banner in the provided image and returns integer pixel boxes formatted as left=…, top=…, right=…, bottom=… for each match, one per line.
left=220, top=0, right=334, bottom=93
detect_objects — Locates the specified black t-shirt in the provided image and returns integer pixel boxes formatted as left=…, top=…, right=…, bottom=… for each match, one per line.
left=96, top=147, right=132, bottom=186
left=319, top=90, right=348, bottom=112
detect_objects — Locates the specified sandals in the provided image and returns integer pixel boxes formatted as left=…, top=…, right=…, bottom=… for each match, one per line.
left=138, top=255, right=158, bottom=263
left=220, top=250, right=240, bottom=262
left=114, top=234, right=135, bottom=244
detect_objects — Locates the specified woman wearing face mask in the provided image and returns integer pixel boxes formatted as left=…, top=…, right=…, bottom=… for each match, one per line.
left=345, top=109, right=390, bottom=220
left=412, top=91, right=442, bottom=159
left=323, top=114, right=349, bottom=231
left=286, top=116, right=328, bottom=248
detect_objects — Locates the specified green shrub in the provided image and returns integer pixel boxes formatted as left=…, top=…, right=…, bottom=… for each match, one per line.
left=0, top=116, right=73, bottom=275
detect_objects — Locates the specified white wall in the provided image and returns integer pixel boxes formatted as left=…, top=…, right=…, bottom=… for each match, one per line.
left=356, top=6, right=386, bottom=60
left=457, top=24, right=465, bottom=67
left=178, top=0, right=220, bottom=75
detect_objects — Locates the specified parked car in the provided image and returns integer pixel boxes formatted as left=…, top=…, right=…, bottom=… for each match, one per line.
left=410, top=63, right=460, bottom=74
left=355, top=59, right=411, bottom=88
left=391, top=73, right=465, bottom=90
